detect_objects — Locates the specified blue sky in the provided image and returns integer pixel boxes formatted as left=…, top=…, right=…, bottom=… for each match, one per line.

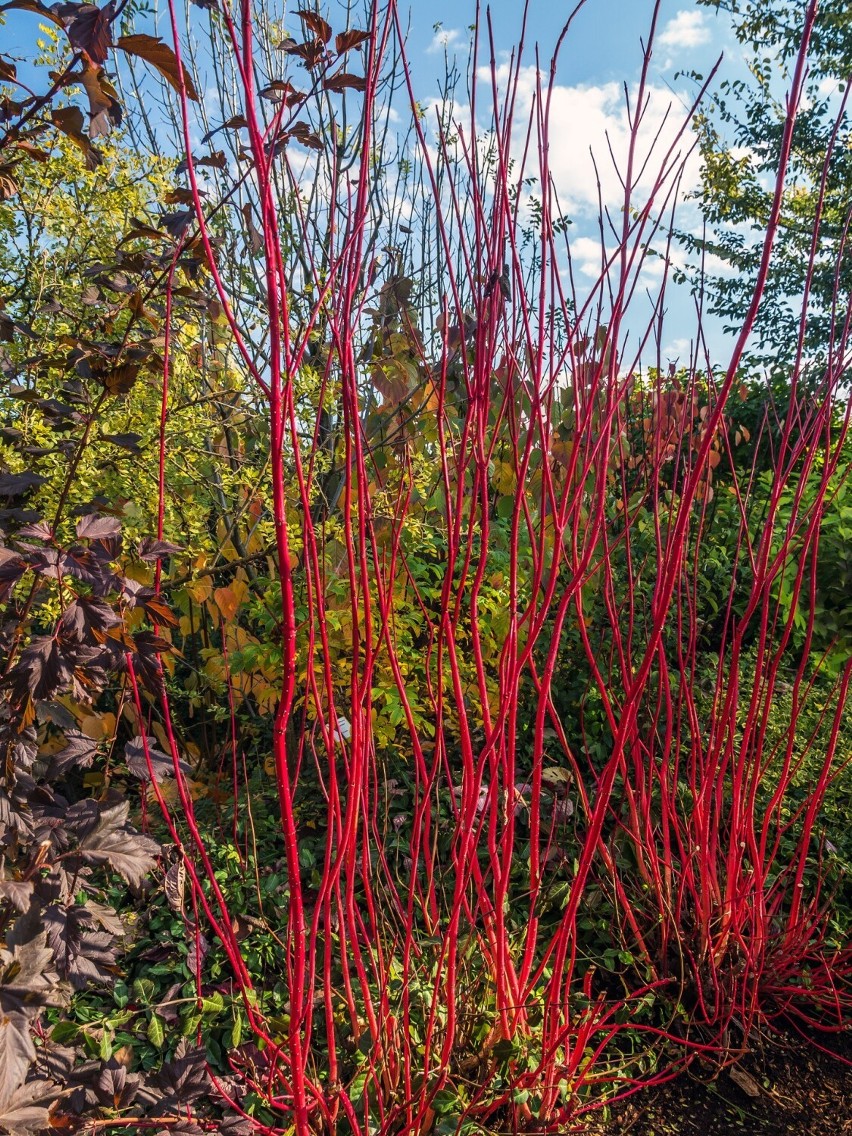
left=405, top=1, right=727, bottom=87
left=399, top=1, right=741, bottom=369
left=1, top=0, right=744, bottom=366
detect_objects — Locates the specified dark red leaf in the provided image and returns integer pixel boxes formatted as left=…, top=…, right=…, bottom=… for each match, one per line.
left=296, top=9, right=331, bottom=43
left=60, top=596, right=120, bottom=643
left=0, top=881, right=33, bottom=914
left=130, top=631, right=173, bottom=691
left=76, top=799, right=160, bottom=886
left=0, top=0, right=64, bottom=29
left=101, top=432, right=142, bottom=452
left=75, top=514, right=121, bottom=541
left=116, top=35, right=199, bottom=100
left=50, top=106, right=102, bottom=170
left=65, top=3, right=115, bottom=65
left=323, top=70, right=366, bottom=93
left=103, top=361, right=140, bottom=395
left=0, top=1016, right=34, bottom=1112
left=124, top=735, right=188, bottom=783
left=0, top=547, right=28, bottom=603
left=3, top=637, right=71, bottom=705
left=258, top=80, right=305, bottom=105
left=94, top=1059, right=140, bottom=1109
left=278, top=38, right=326, bottom=68
left=49, top=730, right=98, bottom=776
left=335, top=28, right=370, bottom=54
left=0, top=1079, right=55, bottom=1133
left=43, top=903, right=119, bottom=989
left=137, top=537, right=183, bottom=561
left=0, top=472, right=46, bottom=497
left=288, top=121, right=323, bottom=151
left=79, top=62, right=122, bottom=137
left=158, top=209, right=194, bottom=239
left=200, top=115, right=246, bottom=145
left=195, top=150, right=227, bottom=170
left=151, top=1041, right=210, bottom=1108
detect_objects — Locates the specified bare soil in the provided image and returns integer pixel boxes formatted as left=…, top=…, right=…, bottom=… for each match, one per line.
left=587, top=1032, right=852, bottom=1135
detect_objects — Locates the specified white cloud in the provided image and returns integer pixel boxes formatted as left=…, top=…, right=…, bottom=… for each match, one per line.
left=659, top=10, right=711, bottom=50
left=661, top=336, right=693, bottom=364
left=479, top=65, right=701, bottom=220
left=569, top=236, right=609, bottom=278
left=427, top=26, right=464, bottom=55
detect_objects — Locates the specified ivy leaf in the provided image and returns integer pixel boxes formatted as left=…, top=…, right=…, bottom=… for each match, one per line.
left=116, top=35, right=199, bottom=101
left=146, top=1013, right=165, bottom=1049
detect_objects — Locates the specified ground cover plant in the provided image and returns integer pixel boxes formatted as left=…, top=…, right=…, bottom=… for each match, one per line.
left=0, top=0, right=851, bottom=1133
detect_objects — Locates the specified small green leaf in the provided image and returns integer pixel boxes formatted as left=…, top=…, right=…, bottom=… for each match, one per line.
left=147, top=1013, right=166, bottom=1048
left=50, top=1021, right=80, bottom=1044
left=201, top=991, right=225, bottom=1015
left=132, top=978, right=156, bottom=1004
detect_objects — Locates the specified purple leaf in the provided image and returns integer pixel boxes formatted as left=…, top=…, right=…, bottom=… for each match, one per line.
left=124, top=736, right=187, bottom=783
left=14, top=522, right=51, bottom=541
left=0, top=882, right=33, bottom=914
left=75, top=514, right=121, bottom=541
left=150, top=1040, right=210, bottom=1110
left=94, top=1058, right=140, bottom=1110
left=43, top=904, right=117, bottom=989
left=60, top=596, right=120, bottom=644
left=0, top=548, right=27, bottom=603
left=0, top=473, right=46, bottom=497
left=48, top=730, right=98, bottom=776
left=76, top=799, right=160, bottom=887
left=137, top=537, right=183, bottom=562
left=3, top=637, right=72, bottom=705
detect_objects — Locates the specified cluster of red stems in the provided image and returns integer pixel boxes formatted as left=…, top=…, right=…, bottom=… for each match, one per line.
left=134, top=0, right=852, bottom=1131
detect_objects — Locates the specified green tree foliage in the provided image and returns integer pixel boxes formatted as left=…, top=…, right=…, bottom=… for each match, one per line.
left=683, top=1, right=852, bottom=368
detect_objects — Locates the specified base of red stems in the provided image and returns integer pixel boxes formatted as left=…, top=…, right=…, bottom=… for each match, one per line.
left=150, top=0, right=850, bottom=1131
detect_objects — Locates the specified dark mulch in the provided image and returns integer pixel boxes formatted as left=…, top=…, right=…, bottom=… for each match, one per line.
left=585, top=1032, right=852, bottom=1134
